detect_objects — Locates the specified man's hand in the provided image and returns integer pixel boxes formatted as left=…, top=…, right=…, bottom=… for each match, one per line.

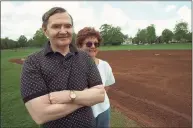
left=49, top=91, right=70, bottom=104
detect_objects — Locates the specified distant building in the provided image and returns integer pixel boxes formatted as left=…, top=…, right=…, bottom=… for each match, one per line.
left=122, top=38, right=132, bottom=45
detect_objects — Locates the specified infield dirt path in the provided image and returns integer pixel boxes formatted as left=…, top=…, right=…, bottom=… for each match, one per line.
left=97, top=50, right=192, bottom=127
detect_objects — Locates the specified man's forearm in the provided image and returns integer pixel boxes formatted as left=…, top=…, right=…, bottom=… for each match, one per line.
left=32, top=103, right=82, bottom=124
left=74, top=88, right=105, bottom=106
left=49, top=86, right=105, bottom=106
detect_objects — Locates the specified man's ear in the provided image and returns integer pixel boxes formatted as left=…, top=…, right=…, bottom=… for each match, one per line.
left=42, top=26, right=48, bottom=38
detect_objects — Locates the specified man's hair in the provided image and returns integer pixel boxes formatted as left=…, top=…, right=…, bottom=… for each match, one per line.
left=76, top=27, right=102, bottom=48
left=42, top=7, right=73, bottom=28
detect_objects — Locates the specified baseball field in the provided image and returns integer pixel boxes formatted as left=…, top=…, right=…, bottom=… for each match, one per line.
left=1, top=43, right=192, bottom=127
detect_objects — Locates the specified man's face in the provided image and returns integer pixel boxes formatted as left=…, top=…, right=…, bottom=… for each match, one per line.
left=81, top=36, right=100, bottom=58
left=43, top=12, right=73, bottom=47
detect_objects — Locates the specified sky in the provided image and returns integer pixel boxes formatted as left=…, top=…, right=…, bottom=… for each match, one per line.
left=1, top=1, right=192, bottom=40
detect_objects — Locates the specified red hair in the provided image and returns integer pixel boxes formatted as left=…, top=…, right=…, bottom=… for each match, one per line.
left=76, top=27, right=102, bottom=47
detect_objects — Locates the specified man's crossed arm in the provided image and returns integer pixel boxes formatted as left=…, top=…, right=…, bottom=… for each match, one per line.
left=49, top=85, right=105, bottom=106
left=25, top=85, right=105, bottom=125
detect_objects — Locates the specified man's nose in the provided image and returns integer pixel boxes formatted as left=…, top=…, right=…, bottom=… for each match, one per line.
left=59, top=26, right=67, bottom=34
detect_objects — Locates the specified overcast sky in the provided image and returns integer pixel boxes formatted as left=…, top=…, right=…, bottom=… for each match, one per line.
left=1, top=1, right=192, bottom=40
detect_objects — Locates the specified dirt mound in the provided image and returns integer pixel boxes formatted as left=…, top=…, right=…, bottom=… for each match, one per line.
left=9, top=58, right=25, bottom=65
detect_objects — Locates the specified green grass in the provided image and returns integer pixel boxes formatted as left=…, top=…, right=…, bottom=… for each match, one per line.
left=1, top=43, right=192, bottom=53
left=111, top=107, right=140, bottom=127
left=1, top=50, right=38, bottom=127
left=1, top=49, right=138, bottom=127
left=100, top=43, right=192, bottom=51
left=2, top=43, right=191, bottom=127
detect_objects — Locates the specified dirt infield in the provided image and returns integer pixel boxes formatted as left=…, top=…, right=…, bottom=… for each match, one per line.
left=98, top=50, right=192, bottom=127
left=9, top=50, right=192, bottom=127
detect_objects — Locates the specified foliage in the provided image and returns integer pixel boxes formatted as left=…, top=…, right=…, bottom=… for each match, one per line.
left=31, top=28, right=48, bottom=47
left=173, top=21, right=189, bottom=42
left=100, top=24, right=124, bottom=46
left=1, top=20, right=192, bottom=49
left=161, top=29, right=173, bottom=43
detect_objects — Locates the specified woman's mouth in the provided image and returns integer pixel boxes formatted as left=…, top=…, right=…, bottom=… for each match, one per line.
left=89, top=49, right=96, bottom=52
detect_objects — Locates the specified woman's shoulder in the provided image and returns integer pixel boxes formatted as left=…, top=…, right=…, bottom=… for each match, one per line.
left=98, top=59, right=112, bottom=68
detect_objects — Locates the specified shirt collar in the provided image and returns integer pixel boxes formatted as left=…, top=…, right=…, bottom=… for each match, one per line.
left=44, top=41, right=78, bottom=56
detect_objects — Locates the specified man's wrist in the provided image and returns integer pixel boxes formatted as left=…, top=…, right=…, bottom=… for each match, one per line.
left=69, top=90, right=77, bottom=102
left=59, top=90, right=71, bottom=103
left=73, top=90, right=85, bottom=103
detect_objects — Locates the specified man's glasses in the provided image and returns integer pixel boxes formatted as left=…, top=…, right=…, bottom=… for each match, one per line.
left=85, top=41, right=100, bottom=48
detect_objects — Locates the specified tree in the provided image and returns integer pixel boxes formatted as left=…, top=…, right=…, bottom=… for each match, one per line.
left=135, top=28, right=148, bottom=44
left=27, top=38, right=34, bottom=47
left=146, top=24, right=156, bottom=44
left=17, top=35, right=28, bottom=47
left=72, top=32, right=76, bottom=45
left=173, top=21, right=189, bottom=42
left=109, top=26, right=125, bottom=45
left=100, top=24, right=125, bottom=45
left=186, top=32, right=192, bottom=43
left=32, top=28, right=48, bottom=47
left=1, top=37, right=9, bottom=49
left=100, top=24, right=112, bottom=45
left=161, top=29, right=173, bottom=43
left=155, top=36, right=162, bottom=44
left=1, top=37, right=17, bottom=49
left=132, top=37, right=139, bottom=44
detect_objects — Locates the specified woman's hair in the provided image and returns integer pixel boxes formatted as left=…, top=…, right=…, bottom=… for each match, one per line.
left=76, top=27, right=102, bottom=48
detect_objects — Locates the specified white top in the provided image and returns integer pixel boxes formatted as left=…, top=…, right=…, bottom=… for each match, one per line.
left=91, top=59, right=115, bottom=118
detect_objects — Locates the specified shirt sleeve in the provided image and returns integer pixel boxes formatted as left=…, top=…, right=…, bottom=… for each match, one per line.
left=105, top=62, right=115, bottom=86
left=86, top=54, right=103, bottom=88
left=20, top=56, right=49, bottom=103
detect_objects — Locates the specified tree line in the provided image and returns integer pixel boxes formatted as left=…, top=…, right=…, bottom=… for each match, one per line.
left=1, top=20, right=192, bottom=49
left=132, top=21, right=192, bottom=45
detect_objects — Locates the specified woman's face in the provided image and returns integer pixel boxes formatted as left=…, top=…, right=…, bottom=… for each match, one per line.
left=80, top=36, right=100, bottom=58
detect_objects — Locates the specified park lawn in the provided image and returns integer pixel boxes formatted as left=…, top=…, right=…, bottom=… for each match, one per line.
left=100, top=43, right=192, bottom=51
left=1, top=49, right=139, bottom=127
left=5, top=43, right=192, bottom=52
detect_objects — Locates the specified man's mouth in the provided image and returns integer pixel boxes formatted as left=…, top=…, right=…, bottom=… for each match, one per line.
left=58, top=36, right=68, bottom=38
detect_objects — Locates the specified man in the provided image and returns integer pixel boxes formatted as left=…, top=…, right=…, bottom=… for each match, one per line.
left=20, top=7, right=105, bottom=128
left=49, top=27, right=115, bottom=128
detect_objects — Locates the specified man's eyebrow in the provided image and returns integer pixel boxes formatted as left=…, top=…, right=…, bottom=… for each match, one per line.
left=51, top=23, right=72, bottom=26
left=65, top=23, right=72, bottom=26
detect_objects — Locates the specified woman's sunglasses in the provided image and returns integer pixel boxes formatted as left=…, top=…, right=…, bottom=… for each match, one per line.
left=85, top=41, right=100, bottom=48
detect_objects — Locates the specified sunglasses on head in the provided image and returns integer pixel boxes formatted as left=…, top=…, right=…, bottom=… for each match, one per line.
left=85, top=41, right=100, bottom=48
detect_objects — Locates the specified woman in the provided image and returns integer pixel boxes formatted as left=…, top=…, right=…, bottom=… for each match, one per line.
left=76, top=27, right=115, bottom=128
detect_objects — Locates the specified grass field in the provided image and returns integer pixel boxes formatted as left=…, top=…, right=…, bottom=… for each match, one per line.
left=1, top=47, right=139, bottom=127
left=100, top=43, right=192, bottom=51
left=3, top=43, right=192, bottom=53
left=1, top=43, right=191, bottom=127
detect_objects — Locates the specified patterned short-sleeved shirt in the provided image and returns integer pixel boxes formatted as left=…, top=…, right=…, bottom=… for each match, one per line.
left=20, top=42, right=102, bottom=128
